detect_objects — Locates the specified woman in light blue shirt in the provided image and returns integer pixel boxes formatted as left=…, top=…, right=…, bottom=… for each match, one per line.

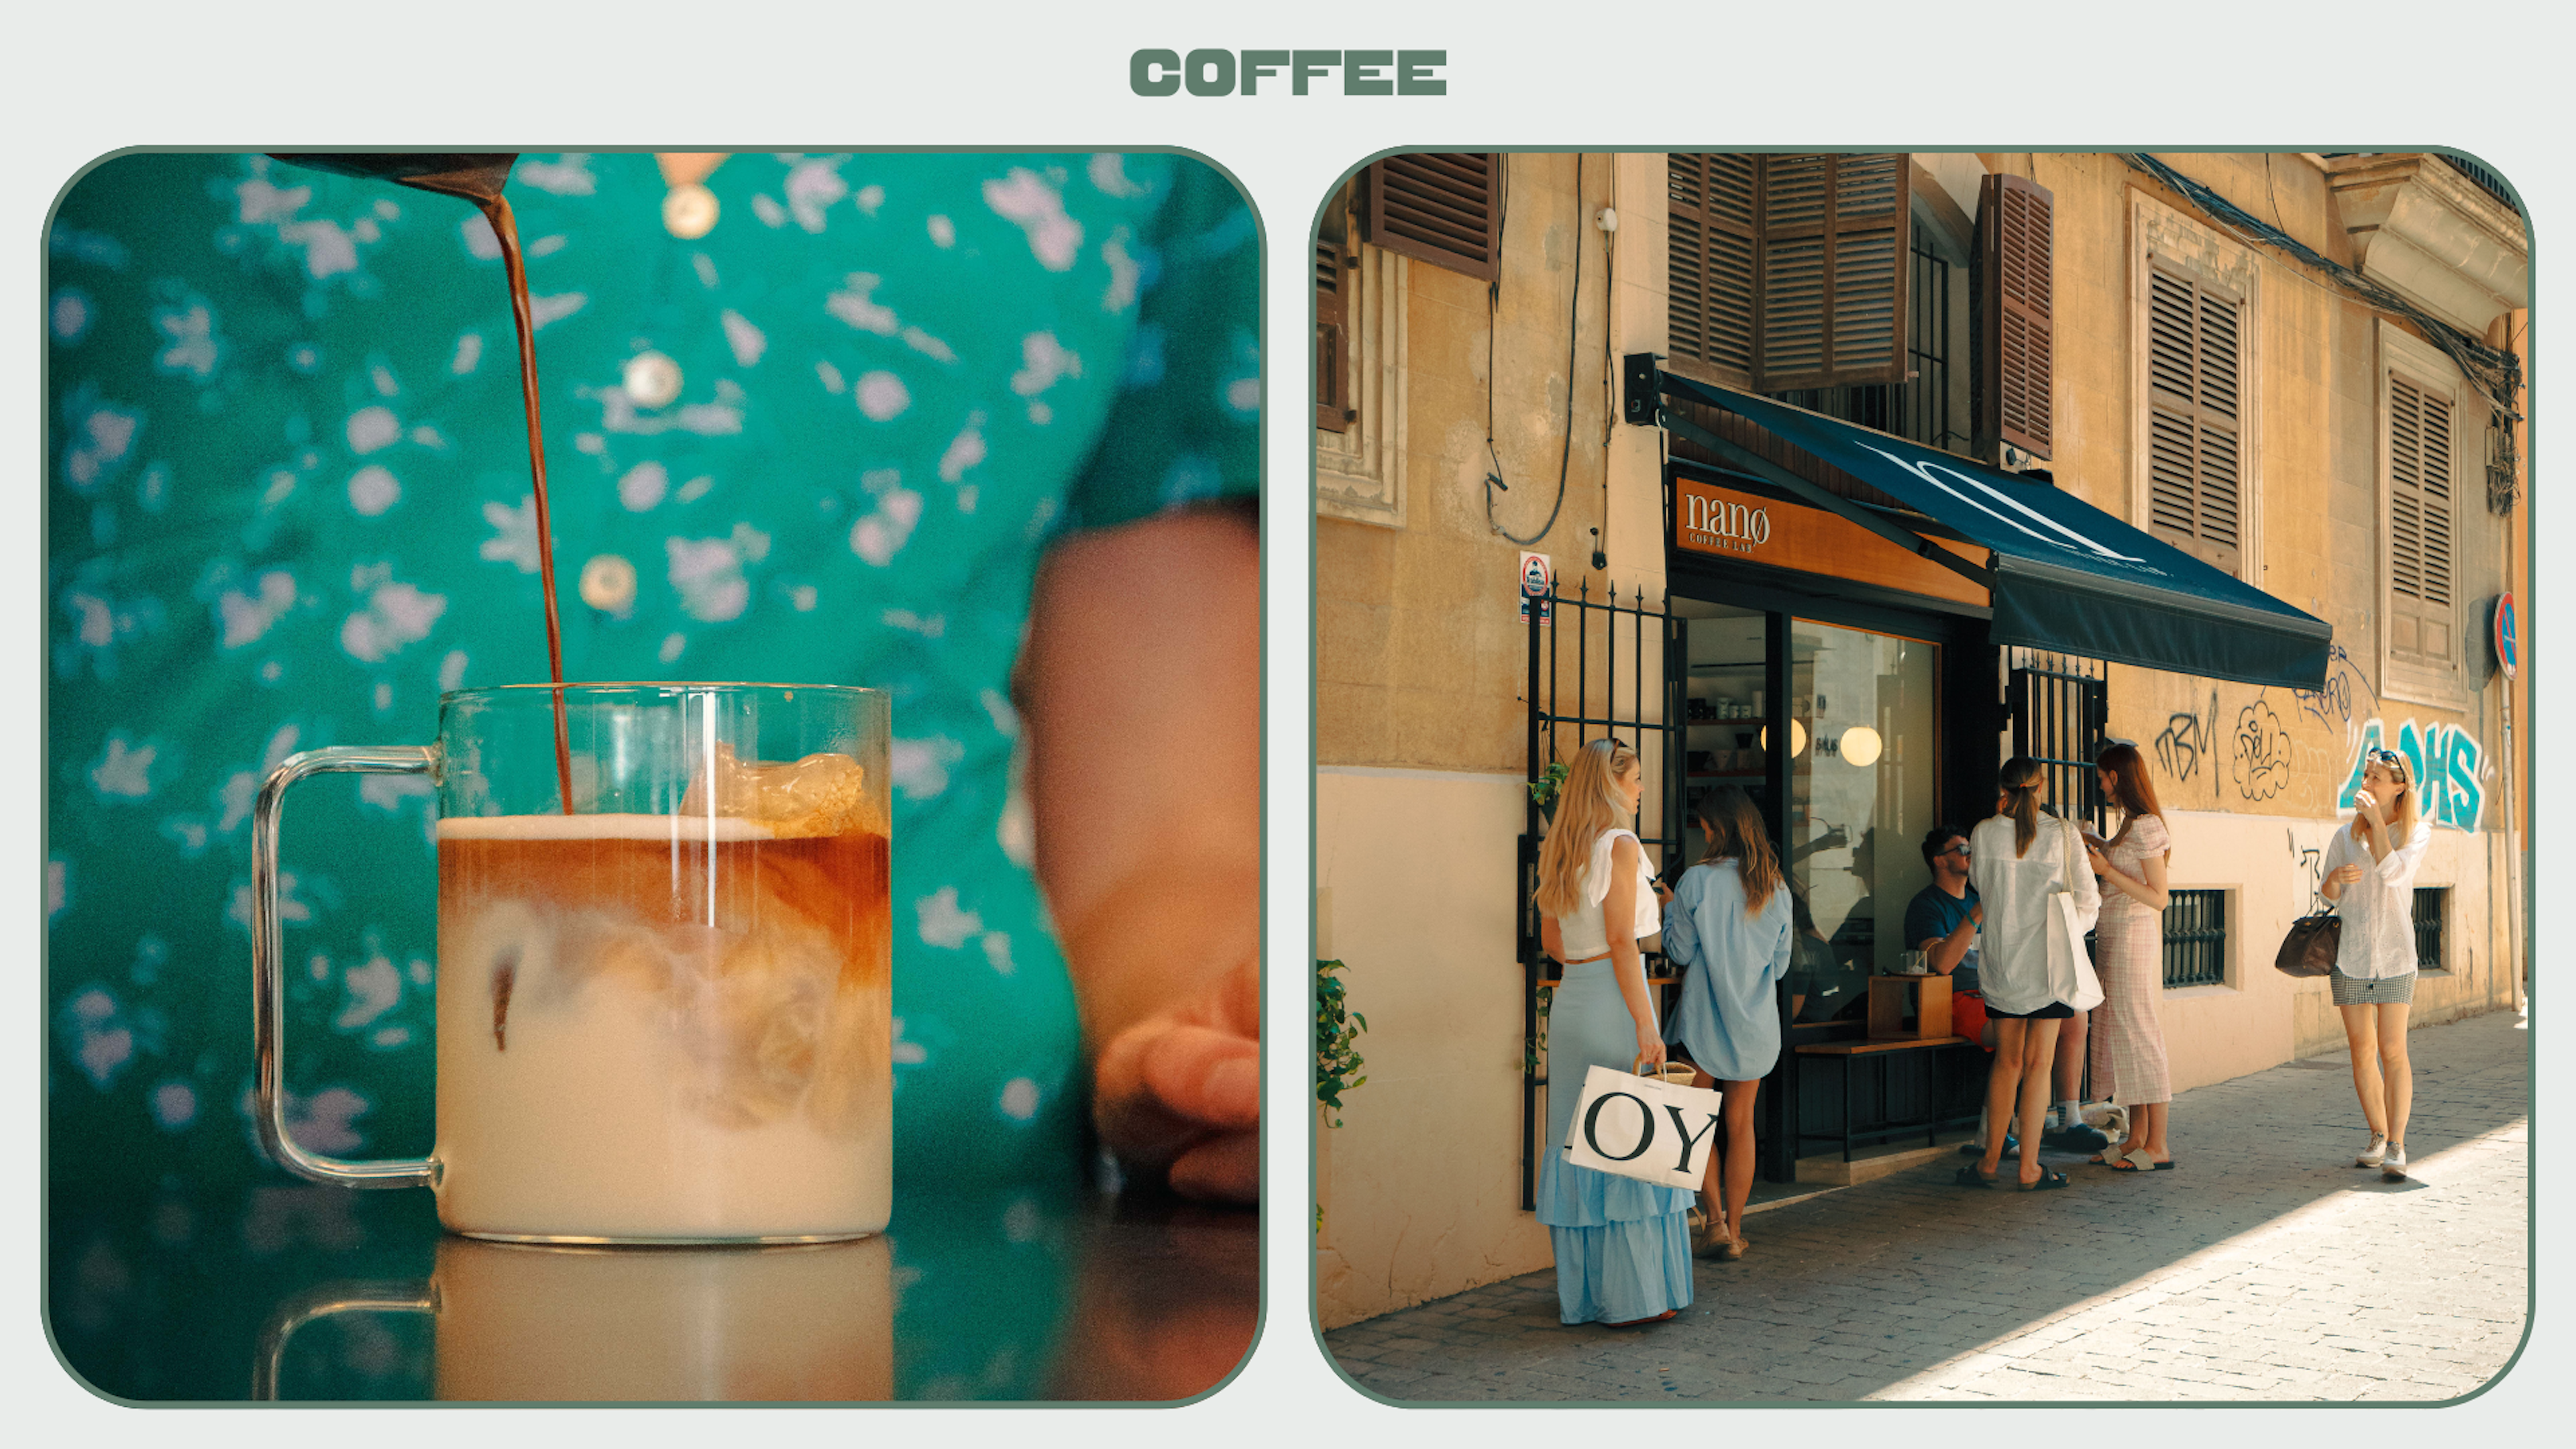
left=1658, top=786, right=1794, bottom=1260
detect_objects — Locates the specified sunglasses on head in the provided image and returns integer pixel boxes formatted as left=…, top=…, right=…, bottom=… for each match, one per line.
left=2366, top=748, right=2406, bottom=771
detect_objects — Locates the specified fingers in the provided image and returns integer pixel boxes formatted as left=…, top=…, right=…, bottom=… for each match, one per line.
left=1137, top=1022, right=1260, bottom=1133
left=1166, top=1132, right=1258, bottom=1204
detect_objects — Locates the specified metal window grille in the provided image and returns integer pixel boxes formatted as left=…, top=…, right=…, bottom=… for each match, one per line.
left=2007, top=648, right=2108, bottom=834
left=2413, top=888, right=2447, bottom=972
left=1519, top=578, right=1681, bottom=1211
left=2163, top=890, right=2227, bottom=988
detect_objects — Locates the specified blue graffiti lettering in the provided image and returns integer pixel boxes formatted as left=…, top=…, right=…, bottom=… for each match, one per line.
left=2341, top=718, right=2484, bottom=830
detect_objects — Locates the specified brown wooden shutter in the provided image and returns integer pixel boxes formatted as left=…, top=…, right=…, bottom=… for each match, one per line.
left=1316, top=239, right=1349, bottom=433
left=1974, top=172, right=2054, bottom=460
left=1362, top=153, right=1501, bottom=280
left=2388, top=372, right=2457, bottom=666
left=1755, top=153, right=1909, bottom=392
left=2144, top=262, right=2243, bottom=572
left=1666, top=154, right=1756, bottom=386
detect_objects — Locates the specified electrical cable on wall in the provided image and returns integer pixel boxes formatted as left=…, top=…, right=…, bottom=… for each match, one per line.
left=1488, top=152, right=1577, bottom=547
left=2120, top=154, right=2524, bottom=429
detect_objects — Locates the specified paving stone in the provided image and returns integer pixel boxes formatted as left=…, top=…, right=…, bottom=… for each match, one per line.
left=1319, top=1009, right=2528, bottom=1403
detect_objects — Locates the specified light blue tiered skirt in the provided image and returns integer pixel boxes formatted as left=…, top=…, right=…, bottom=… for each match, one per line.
left=1538, top=957, right=1696, bottom=1326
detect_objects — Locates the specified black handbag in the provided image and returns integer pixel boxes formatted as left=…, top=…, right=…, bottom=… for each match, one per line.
left=2274, top=912, right=2343, bottom=977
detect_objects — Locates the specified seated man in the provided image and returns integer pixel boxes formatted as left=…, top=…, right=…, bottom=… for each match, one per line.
left=1905, top=825, right=1982, bottom=994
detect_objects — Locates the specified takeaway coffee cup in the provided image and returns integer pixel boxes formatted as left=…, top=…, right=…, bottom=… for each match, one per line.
left=250, top=684, right=892, bottom=1244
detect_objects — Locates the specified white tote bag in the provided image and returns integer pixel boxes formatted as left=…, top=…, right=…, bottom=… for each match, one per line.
left=2047, top=819, right=2106, bottom=1013
left=1561, top=1062, right=1728, bottom=1190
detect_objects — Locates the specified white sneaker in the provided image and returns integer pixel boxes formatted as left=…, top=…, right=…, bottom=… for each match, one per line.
left=2355, top=1135, right=2388, bottom=1168
left=2381, top=1145, right=2408, bottom=1181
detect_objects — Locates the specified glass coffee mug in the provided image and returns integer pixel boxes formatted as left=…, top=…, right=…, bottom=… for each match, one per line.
left=250, top=684, right=892, bottom=1243
left=254, top=1235, right=894, bottom=1401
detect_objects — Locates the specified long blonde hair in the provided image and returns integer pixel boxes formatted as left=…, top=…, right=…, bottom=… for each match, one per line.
left=1696, top=786, right=1781, bottom=915
left=1534, top=739, right=1638, bottom=918
left=1998, top=755, right=2046, bottom=858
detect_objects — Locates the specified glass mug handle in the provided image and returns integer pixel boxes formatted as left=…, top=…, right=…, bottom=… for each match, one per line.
left=252, top=745, right=441, bottom=1188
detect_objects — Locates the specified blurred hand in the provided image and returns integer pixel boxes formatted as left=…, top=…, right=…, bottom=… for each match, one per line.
left=1091, top=956, right=1259, bottom=1203
left=2084, top=844, right=2110, bottom=875
left=1633, top=1032, right=1667, bottom=1073
left=1650, top=877, right=1674, bottom=906
left=2330, top=863, right=2365, bottom=887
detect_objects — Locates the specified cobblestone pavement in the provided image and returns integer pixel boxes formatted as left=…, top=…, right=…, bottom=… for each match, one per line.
left=1325, top=1009, right=2530, bottom=1403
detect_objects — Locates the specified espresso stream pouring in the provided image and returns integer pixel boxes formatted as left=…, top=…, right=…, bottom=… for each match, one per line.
left=267, top=152, right=576, bottom=813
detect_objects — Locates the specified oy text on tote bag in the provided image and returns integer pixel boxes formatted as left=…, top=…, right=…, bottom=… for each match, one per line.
left=1561, top=1063, right=1728, bottom=1190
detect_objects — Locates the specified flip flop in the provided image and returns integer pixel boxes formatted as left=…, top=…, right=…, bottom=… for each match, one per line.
left=1953, top=1165, right=1998, bottom=1189
left=2106, top=1158, right=2178, bottom=1172
left=2089, top=1146, right=2133, bottom=1167
left=2014, top=1169, right=2072, bottom=1191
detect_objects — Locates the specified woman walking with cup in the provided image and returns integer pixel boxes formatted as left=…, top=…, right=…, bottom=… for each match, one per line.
left=1533, top=739, right=1695, bottom=1326
left=2322, top=748, right=2435, bottom=1181
left=1657, top=787, right=1795, bottom=1260
left=1957, top=757, right=2100, bottom=1192
left=2082, top=743, right=2177, bottom=1171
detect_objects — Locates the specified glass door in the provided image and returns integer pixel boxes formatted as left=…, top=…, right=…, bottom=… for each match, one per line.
left=1786, top=619, right=1941, bottom=1008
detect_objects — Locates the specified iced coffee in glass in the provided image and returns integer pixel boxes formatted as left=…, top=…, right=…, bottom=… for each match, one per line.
left=250, top=684, right=892, bottom=1244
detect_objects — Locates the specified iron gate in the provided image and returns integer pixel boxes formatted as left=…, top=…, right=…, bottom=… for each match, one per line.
left=1518, top=578, right=1683, bottom=1210
left=2008, top=647, right=2108, bottom=835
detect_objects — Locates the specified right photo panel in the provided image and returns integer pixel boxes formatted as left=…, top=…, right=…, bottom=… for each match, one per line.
left=1313, top=150, right=2530, bottom=1403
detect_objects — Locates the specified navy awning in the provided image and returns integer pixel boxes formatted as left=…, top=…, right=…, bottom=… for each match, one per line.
left=1652, top=373, right=2332, bottom=691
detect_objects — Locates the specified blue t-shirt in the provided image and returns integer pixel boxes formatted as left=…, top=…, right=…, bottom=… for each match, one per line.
left=1902, top=881, right=1982, bottom=992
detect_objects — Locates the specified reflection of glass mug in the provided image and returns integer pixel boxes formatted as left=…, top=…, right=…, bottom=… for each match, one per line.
left=255, top=1236, right=893, bottom=1401
left=250, top=684, right=892, bottom=1243
left=1900, top=950, right=1929, bottom=976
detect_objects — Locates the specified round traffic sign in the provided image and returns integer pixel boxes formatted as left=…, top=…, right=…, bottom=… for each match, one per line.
left=2495, top=593, right=2518, bottom=679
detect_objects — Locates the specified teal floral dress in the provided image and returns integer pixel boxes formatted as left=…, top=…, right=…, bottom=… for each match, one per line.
left=45, top=151, right=1260, bottom=1194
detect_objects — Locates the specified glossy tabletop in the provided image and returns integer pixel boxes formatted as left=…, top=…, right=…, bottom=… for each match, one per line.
left=48, top=1175, right=1257, bottom=1403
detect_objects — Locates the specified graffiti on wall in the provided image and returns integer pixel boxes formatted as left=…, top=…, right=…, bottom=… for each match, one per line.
left=2337, top=718, right=2488, bottom=831
left=2230, top=700, right=2294, bottom=802
left=2289, top=643, right=2379, bottom=755
left=2154, top=690, right=2218, bottom=785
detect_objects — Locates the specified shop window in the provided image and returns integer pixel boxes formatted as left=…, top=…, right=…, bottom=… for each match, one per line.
left=2163, top=889, right=2227, bottom=988
left=1360, top=152, right=1501, bottom=280
left=2130, top=192, right=2261, bottom=582
left=1665, top=153, right=1911, bottom=394
left=2380, top=320, right=2466, bottom=701
left=1316, top=182, right=1409, bottom=529
left=2412, top=887, right=2448, bottom=972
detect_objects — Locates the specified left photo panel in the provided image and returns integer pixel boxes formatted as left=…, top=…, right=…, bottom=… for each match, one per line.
left=43, top=150, right=1260, bottom=1403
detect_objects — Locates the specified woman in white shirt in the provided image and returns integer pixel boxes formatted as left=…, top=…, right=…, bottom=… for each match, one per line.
left=1532, top=739, right=1693, bottom=1327
left=1956, top=757, right=2100, bottom=1192
left=2320, top=748, right=2435, bottom=1182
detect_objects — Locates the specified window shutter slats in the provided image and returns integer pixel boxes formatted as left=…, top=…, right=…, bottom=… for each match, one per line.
left=1975, top=171, right=2055, bottom=459
left=1316, top=240, right=1348, bottom=433
left=1752, top=152, right=1909, bottom=392
left=2387, top=369, right=2457, bottom=669
left=1362, top=153, right=1501, bottom=281
left=1666, top=154, right=1756, bottom=385
left=2143, top=260, right=2241, bottom=572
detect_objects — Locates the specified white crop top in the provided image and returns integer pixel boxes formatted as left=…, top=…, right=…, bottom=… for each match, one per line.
left=1554, top=828, right=1659, bottom=961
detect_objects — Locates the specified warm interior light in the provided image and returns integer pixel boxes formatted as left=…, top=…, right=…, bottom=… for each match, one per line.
left=1841, top=725, right=1883, bottom=768
left=1759, top=720, right=1809, bottom=757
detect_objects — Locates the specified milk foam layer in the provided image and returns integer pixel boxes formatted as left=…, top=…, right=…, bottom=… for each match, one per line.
left=434, top=816, right=890, bottom=1241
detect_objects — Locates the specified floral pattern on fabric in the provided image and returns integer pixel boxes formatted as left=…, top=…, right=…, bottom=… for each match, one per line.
left=45, top=151, right=1259, bottom=1188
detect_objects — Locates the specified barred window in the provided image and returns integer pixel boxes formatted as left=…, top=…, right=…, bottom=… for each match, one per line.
left=2412, top=888, right=2448, bottom=972
left=2163, top=889, right=2227, bottom=989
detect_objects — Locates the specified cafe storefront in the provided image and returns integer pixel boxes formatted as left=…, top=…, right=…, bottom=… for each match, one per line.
left=1519, top=364, right=2334, bottom=1187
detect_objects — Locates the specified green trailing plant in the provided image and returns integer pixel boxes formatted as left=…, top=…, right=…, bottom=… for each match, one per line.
left=1524, top=981, right=1555, bottom=1073
left=1315, top=958, right=1369, bottom=1126
left=1527, top=761, right=1570, bottom=811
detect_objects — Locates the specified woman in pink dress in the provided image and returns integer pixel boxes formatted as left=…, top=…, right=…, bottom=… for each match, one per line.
left=2082, top=743, right=2176, bottom=1170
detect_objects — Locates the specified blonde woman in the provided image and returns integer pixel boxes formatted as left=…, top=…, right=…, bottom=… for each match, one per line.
left=2321, top=748, right=2434, bottom=1181
left=2082, top=742, right=2176, bottom=1170
left=1658, top=787, right=1794, bottom=1260
left=1957, top=757, right=2100, bottom=1192
left=1534, top=739, right=1694, bottom=1327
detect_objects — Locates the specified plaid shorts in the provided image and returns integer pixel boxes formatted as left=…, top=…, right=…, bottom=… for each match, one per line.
left=2330, top=969, right=2416, bottom=1006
